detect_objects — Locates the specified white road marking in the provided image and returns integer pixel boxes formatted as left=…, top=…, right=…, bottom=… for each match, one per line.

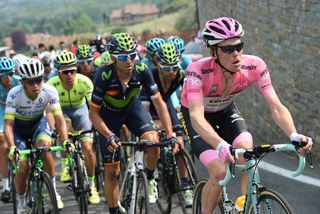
left=259, top=160, right=320, bottom=187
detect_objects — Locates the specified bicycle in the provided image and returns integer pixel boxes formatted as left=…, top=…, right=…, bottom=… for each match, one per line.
left=66, top=129, right=93, bottom=214
left=118, top=139, right=170, bottom=214
left=192, top=143, right=313, bottom=214
left=11, top=145, right=64, bottom=214
left=91, top=129, right=104, bottom=193
left=156, top=128, right=199, bottom=214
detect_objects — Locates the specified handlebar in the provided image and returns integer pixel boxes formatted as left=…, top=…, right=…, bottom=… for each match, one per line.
left=19, top=146, right=65, bottom=155
left=121, top=138, right=178, bottom=147
left=68, top=129, right=94, bottom=138
left=218, top=144, right=307, bottom=186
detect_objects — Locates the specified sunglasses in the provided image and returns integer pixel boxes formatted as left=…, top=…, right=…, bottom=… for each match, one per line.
left=159, top=64, right=180, bottom=72
left=61, top=69, right=76, bottom=75
left=113, top=52, right=137, bottom=61
left=23, top=77, right=43, bottom=85
left=78, top=59, right=93, bottom=65
left=0, top=72, right=14, bottom=78
left=217, top=41, right=244, bottom=54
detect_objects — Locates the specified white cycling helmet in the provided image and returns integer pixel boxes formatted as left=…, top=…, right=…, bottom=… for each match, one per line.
left=13, top=54, right=30, bottom=73
left=19, top=58, right=44, bottom=79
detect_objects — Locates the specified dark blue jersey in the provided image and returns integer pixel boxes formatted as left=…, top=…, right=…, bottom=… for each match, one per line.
left=92, top=61, right=159, bottom=111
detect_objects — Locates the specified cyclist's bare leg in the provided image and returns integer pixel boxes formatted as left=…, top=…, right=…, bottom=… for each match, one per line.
left=0, top=134, right=9, bottom=180
left=14, top=161, right=29, bottom=194
left=141, top=131, right=160, bottom=170
left=104, top=162, right=120, bottom=207
left=234, top=140, right=253, bottom=195
left=81, top=141, right=96, bottom=177
left=202, top=159, right=226, bottom=213
left=36, top=140, right=55, bottom=177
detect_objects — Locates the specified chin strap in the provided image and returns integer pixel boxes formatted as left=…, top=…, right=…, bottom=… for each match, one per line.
left=214, top=46, right=235, bottom=75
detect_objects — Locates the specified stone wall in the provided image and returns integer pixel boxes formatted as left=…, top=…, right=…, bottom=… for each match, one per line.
left=197, top=0, right=320, bottom=162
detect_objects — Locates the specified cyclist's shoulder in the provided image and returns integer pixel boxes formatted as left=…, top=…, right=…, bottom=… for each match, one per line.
left=241, top=54, right=266, bottom=67
left=75, top=73, right=93, bottom=89
left=47, top=75, right=60, bottom=85
left=8, top=84, right=23, bottom=95
left=134, top=61, right=149, bottom=73
left=186, top=57, right=213, bottom=75
left=95, top=63, right=116, bottom=81
left=42, top=83, right=59, bottom=95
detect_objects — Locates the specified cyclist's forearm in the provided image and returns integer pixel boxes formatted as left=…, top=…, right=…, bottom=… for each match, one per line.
left=54, top=114, right=68, bottom=141
left=190, top=114, right=223, bottom=148
left=89, top=108, right=113, bottom=138
left=271, top=104, right=297, bottom=137
left=188, top=102, right=224, bottom=148
left=4, top=120, right=15, bottom=147
left=154, top=99, right=173, bottom=135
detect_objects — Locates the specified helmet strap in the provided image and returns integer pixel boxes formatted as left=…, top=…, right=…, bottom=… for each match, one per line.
left=214, top=46, right=235, bottom=75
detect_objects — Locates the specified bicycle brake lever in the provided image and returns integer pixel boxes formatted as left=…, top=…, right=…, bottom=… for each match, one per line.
left=307, top=152, right=314, bottom=169
left=231, top=163, right=235, bottom=178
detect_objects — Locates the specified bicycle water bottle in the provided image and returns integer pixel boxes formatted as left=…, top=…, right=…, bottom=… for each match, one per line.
left=234, top=195, right=245, bottom=213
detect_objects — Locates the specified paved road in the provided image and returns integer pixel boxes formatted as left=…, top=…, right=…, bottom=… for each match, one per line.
left=1, top=148, right=319, bottom=213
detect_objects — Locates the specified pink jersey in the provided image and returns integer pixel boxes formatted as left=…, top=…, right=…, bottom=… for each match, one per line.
left=181, top=55, right=276, bottom=112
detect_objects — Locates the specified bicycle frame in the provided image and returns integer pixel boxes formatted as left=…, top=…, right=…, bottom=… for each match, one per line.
left=218, top=144, right=306, bottom=214
left=118, top=147, right=143, bottom=214
left=18, top=146, right=64, bottom=212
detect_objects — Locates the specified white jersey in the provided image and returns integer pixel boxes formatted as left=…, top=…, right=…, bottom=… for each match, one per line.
left=4, top=83, right=62, bottom=126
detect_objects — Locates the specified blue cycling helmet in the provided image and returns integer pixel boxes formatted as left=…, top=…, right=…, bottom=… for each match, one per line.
left=167, top=36, right=185, bottom=53
left=145, top=37, right=165, bottom=57
left=0, top=57, right=16, bottom=74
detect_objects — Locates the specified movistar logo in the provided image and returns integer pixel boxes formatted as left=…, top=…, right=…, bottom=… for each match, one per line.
left=102, top=70, right=112, bottom=80
left=135, top=63, right=146, bottom=73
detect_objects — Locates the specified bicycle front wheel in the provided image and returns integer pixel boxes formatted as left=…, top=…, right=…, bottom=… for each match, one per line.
left=192, top=179, right=206, bottom=214
left=248, top=188, right=294, bottom=214
left=156, top=159, right=172, bottom=214
left=135, top=171, right=149, bottom=214
left=10, top=168, right=18, bottom=214
left=175, top=148, right=199, bottom=213
left=37, top=171, right=59, bottom=214
left=75, top=153, right=89, bottom=214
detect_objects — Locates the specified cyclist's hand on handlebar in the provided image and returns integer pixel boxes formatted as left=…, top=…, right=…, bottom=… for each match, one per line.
left=290, top=133, right=313, bottom=155
left=63, top=140, right=76, bottom=153
left=167, top=133, right=180, bottom=155
left=216, top=141, right=235, bottom=164
left=106, top=133, right=121, bottom=152
left=8, top=145, right=20, bottom=161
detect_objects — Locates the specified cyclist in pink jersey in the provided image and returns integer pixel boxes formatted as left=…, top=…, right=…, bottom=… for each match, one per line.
left=180, top=17, right=313, bottom=214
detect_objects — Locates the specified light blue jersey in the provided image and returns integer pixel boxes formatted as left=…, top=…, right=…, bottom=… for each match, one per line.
left=0, top=75, right=21, bottom=133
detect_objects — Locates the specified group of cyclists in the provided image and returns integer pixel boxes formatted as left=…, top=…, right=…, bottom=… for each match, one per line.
left=0, top=16, right=313, bottom=214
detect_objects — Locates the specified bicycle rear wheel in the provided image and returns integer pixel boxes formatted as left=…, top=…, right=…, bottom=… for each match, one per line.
left=156, top=159, right=172, bottom=214
left=248, top=188, right=294, bottom=214
left=175, top=148, right=199, bottom=213
left=135, top=171, right=149, bottom=214
left=37, top=171, right=59, bottom=214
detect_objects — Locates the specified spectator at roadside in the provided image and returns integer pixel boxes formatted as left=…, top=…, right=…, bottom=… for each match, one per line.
left=69, top=40, right=78, bottom=54
left=38, top=43, right=49, bottom=59
left=57, top=41, right=66, bottom=54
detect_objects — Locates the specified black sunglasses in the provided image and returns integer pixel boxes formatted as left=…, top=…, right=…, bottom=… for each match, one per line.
left=23, top=77, right=43, bottom=85
left=61, top=69, right=76, bottom=75
left=217, top=41, right=244, bottom=54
